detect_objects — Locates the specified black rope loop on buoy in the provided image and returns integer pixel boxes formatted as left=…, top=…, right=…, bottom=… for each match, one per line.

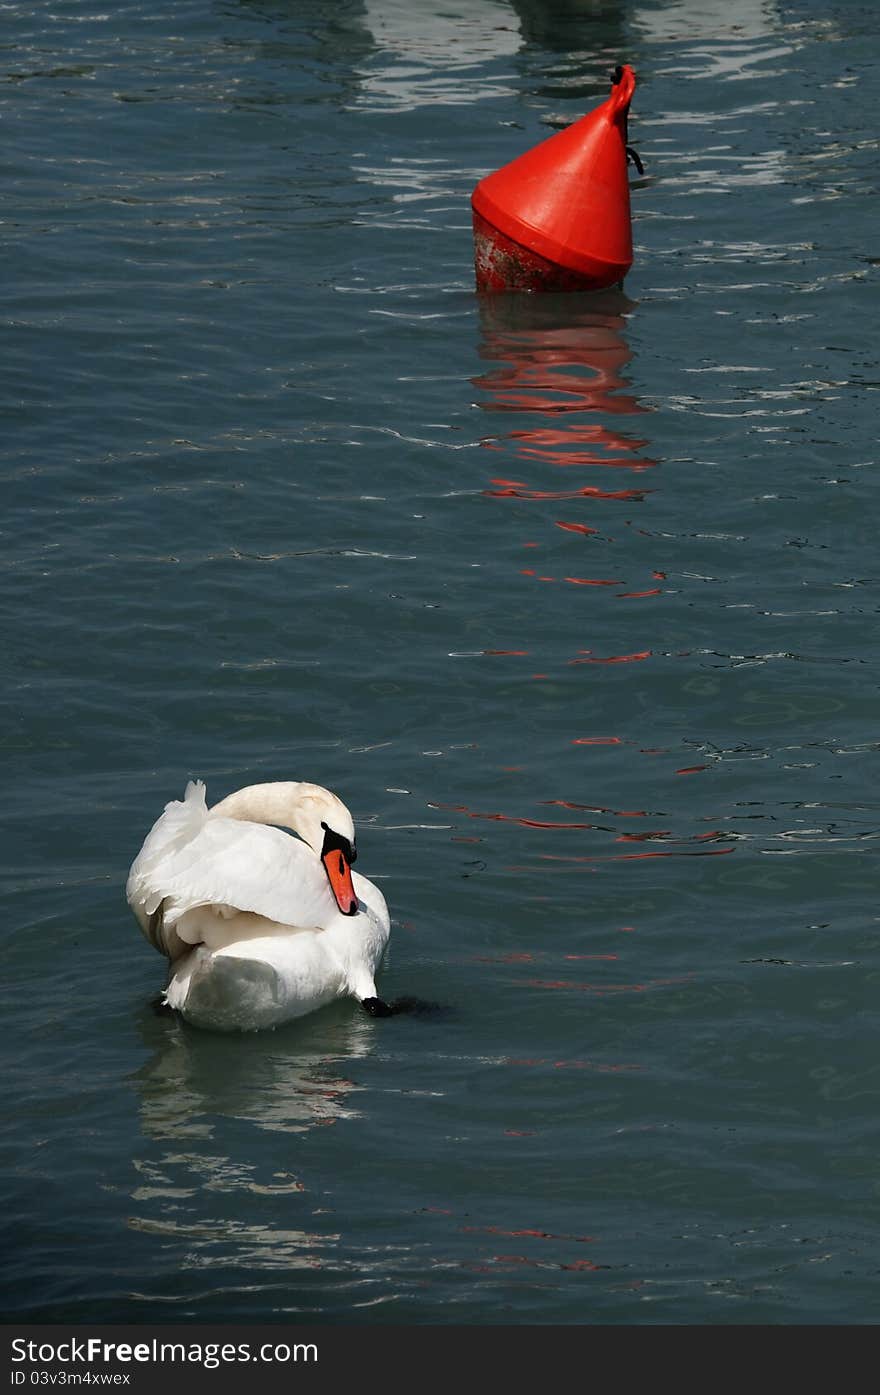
left=609, top=65, right=644, bottom=175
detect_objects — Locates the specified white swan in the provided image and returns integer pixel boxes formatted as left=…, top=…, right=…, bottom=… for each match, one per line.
left=126, top=779, right=391, bottom=1031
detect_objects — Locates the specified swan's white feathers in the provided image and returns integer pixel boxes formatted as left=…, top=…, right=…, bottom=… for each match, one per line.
left=127, top=780, right=336, bottom=931
left=126, top=780, right=207, bottom=913
left=150, top=820, right=338, bottom=933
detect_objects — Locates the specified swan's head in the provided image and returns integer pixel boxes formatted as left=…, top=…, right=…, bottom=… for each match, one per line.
left=288, top=785, right=359, bottom=918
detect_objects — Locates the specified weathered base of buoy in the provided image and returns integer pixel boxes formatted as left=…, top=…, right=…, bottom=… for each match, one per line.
left=472, top=209, right=624, bottom=294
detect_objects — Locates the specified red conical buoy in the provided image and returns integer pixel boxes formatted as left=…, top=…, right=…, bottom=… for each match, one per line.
left=472, top=65, right=637, bottom=294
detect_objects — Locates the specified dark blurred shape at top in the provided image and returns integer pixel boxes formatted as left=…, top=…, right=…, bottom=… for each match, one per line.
left=510, top=0, right=628, bottom=51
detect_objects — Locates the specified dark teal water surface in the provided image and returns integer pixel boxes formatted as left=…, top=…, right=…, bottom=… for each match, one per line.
left=4, top=0, right=880, bottom=1325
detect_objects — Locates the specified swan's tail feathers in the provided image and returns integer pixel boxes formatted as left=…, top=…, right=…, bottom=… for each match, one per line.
left=126, top=778, right=210, bottom=955
left=183, top=778, right=206, bottom=807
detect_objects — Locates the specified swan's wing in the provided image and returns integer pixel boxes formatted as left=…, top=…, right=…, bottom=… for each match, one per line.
left=127, top=780, right=209, bottom=919
left=137, top=817, right=338, bottom=938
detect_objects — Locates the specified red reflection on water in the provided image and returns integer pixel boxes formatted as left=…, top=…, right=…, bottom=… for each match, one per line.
left=542, top=800, right=649, bottom=817
left=564, top=953, right=619, bottom=961
left=522, top=845, right=735, bottom=863
left=473, top=342, right=646, bottom=413
left=472, top=295, right=668, bottom=704
left=553, top=1059, right=636, bottom=1071
left=518, top=576, right=666, bottom=597
left=571, top=737, right=622, bottom=745
left=475, top=292, right=656, bottom=563
left=617, top=829, right=726, bottom=846
left=462, top=1226, right=517, bottom=1237
left=676, top=764, right=709, bottom=775
left=515, top=443, right=653, bottom=470
left=505, top=1058, right=639, bottom=1073
left=462, top=1224, right=597, bottom=1243
left=522, top=973, right=692, bottom=994
left=474, top=294, right=648, bottom=429
left=524, top=571, right=649, bottom=587
left=563, top=576, right=623, bottom=586
left=486, top=484, right=649, bottom=500
left=467, top=812, right=596, bottom=829
left=472, top=952, right=537, bottom=963
left=616, top=830, right=672, bottom=842
left=440, top=797, right=674, bottom=837
left=513, top=424, right=649, bottom=454
left=569, top=650, right=652, bottom=665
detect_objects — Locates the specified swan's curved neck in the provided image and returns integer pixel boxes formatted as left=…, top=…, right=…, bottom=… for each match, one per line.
left=209, top=782, right=307, bottom=833
left=207, top=780, right=358, bottom=917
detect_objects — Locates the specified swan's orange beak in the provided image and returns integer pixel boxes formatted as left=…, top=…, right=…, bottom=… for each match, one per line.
left=322, top=847, right=359, bottom=916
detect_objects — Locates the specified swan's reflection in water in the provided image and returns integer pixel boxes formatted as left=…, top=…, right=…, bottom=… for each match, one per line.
left=127, top=1005, right=376, bottom=1275
left=134, top=1001, right=376, bottom=1141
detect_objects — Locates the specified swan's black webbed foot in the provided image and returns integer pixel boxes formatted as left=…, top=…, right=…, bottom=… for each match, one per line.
left=151, top=993, right=177, bottom=1018
left=361, top=997, right=394, bottom=1017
